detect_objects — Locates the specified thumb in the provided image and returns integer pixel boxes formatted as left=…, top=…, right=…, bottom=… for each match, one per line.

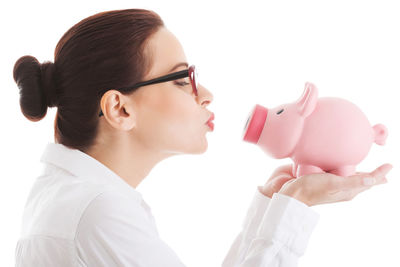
left=275, top=175, right=296, bottom=187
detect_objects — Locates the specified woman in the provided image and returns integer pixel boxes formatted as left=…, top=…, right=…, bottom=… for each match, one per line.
left=13, top=9, right=392, bottom=267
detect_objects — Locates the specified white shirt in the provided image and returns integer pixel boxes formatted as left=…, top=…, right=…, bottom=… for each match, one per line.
left=15, top=142, right=320, bottom=267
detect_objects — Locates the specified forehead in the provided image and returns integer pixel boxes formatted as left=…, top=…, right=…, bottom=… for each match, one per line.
left=145, top=27, right=188, bottom=77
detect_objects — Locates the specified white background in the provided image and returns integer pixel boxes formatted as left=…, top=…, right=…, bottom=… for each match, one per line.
left=1, top=0, right=399, bottom=266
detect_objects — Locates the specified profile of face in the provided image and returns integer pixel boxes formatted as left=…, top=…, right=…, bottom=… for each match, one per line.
left=99, top=27, right=214, bottom=156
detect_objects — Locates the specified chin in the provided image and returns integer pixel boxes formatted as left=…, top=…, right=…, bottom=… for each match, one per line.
left=185, top=138, right=209, bottom=155
left=194, top=142, right=208, bottom=154
left=163, top=139, right=208, bottom=155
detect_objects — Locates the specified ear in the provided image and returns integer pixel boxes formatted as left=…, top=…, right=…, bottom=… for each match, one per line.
left=100, top=90, right=136, bottom=131
left=295, top=82, right=318, bottom=117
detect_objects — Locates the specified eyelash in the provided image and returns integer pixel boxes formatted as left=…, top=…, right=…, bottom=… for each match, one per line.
left=174, top=81, right=190, bottom=86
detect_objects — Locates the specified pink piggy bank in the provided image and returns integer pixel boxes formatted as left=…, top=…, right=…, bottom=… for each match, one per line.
left=242, top=82, right=388, bottom=178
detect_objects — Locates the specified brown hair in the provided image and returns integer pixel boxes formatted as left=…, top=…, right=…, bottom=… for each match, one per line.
left=13, top=9, right=164, bottom=151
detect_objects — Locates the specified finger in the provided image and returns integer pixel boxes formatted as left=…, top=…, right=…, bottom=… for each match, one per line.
left=270, top=164, right=294, bottom=178
left=339, top=174, right=375, bottom=190
left=341, top=176, right=388, bottom=201
left=270, top=174, right=294, bottom=185
left=370, top=163, right=393, bottom=180
left=336, top=180, right=377, bottom=201
left=270, top=176, right=296, bottom=192
left=279, top=178, right=297, bottom=191
left=276, top=164, right=293, bottom=175
left=341, top=163, right=393, bottom=189
left=276, top=175, right=296, bottom=185
left=363, top=164, right=393, bottom=186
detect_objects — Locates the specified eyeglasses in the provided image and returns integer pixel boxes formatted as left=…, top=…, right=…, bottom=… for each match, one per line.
left=99, top=65, right=198, bottom=117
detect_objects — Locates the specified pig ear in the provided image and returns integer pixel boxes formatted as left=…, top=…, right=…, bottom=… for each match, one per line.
left=295, top=82, right=318, bottom=117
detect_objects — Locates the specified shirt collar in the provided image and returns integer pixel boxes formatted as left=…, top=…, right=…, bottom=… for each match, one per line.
left=39, top=142, right=144, bottom=203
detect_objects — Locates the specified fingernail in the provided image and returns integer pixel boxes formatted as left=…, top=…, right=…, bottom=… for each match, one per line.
left=363, top=177, right=376, bottom=186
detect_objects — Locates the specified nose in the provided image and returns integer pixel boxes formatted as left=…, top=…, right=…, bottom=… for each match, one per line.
left=243, top=104, right=268, bottom=144
left=197, top=84, right=213, bottom=107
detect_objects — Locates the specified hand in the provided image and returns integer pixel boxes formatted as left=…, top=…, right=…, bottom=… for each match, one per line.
left=278, top=163, right=393, bottom=207
left=259, top=164, right=296, bottom=198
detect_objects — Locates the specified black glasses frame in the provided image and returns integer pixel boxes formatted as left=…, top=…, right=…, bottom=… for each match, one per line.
left=99, top=65, right=198, bottom=117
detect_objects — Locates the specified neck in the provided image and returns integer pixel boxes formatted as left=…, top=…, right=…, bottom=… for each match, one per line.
left=83, top=134, right=172, bottom=189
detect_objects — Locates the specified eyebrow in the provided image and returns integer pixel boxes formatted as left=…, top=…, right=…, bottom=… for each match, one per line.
left=169, top=62, right=189, bottom=72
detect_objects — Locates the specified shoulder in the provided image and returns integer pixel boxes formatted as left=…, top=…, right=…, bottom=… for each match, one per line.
left=79, top=189, right=145, bottom=220
left=75, top=189, right=155, bottom=239
left=73, top=192, right=184, bottom=267
left=20, top=170, right=113, bottom=239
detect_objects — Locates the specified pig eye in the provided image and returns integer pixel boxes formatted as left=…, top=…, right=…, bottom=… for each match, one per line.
left=276, top=109, right=284, bottom=115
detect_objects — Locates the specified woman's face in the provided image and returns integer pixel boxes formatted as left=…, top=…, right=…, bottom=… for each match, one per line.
left=125, top=27, right=214, bottom=155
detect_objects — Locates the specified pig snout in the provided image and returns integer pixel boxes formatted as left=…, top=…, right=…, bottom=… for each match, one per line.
left=243, top=104, right=269, bottom=144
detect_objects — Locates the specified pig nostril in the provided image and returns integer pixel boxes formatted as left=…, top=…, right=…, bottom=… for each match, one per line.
left=244, top=116, right=251, bottom=131
left=243, top=104, right=268, bottom=144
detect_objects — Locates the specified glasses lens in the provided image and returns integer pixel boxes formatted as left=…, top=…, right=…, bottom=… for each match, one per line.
left=190, top=65, right=198, bottom=96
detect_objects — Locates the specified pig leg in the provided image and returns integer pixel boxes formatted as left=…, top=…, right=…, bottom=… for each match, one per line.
left=329, top=165, right=356, bottom=177
left=292, top=162, right=298, bottom=177
left=297, top=164, right=325, bottom=177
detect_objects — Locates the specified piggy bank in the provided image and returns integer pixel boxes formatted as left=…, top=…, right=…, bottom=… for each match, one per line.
left=242, top=82, right=388, bottom=178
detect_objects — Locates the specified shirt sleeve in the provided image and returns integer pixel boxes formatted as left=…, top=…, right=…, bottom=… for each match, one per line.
left=221, top=187, right=320, bottom=267
left=75, top=190, right=187, bottom=267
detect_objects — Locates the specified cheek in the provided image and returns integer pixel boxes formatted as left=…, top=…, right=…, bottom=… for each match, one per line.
left=158, top=92, right=200, bottom=133
left=137, top=90, right=204, bottom=147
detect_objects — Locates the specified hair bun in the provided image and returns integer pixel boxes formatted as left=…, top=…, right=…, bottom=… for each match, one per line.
left=13, top=55, right=58, bottom=122
left=40, top=61, right=58, bottom=108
